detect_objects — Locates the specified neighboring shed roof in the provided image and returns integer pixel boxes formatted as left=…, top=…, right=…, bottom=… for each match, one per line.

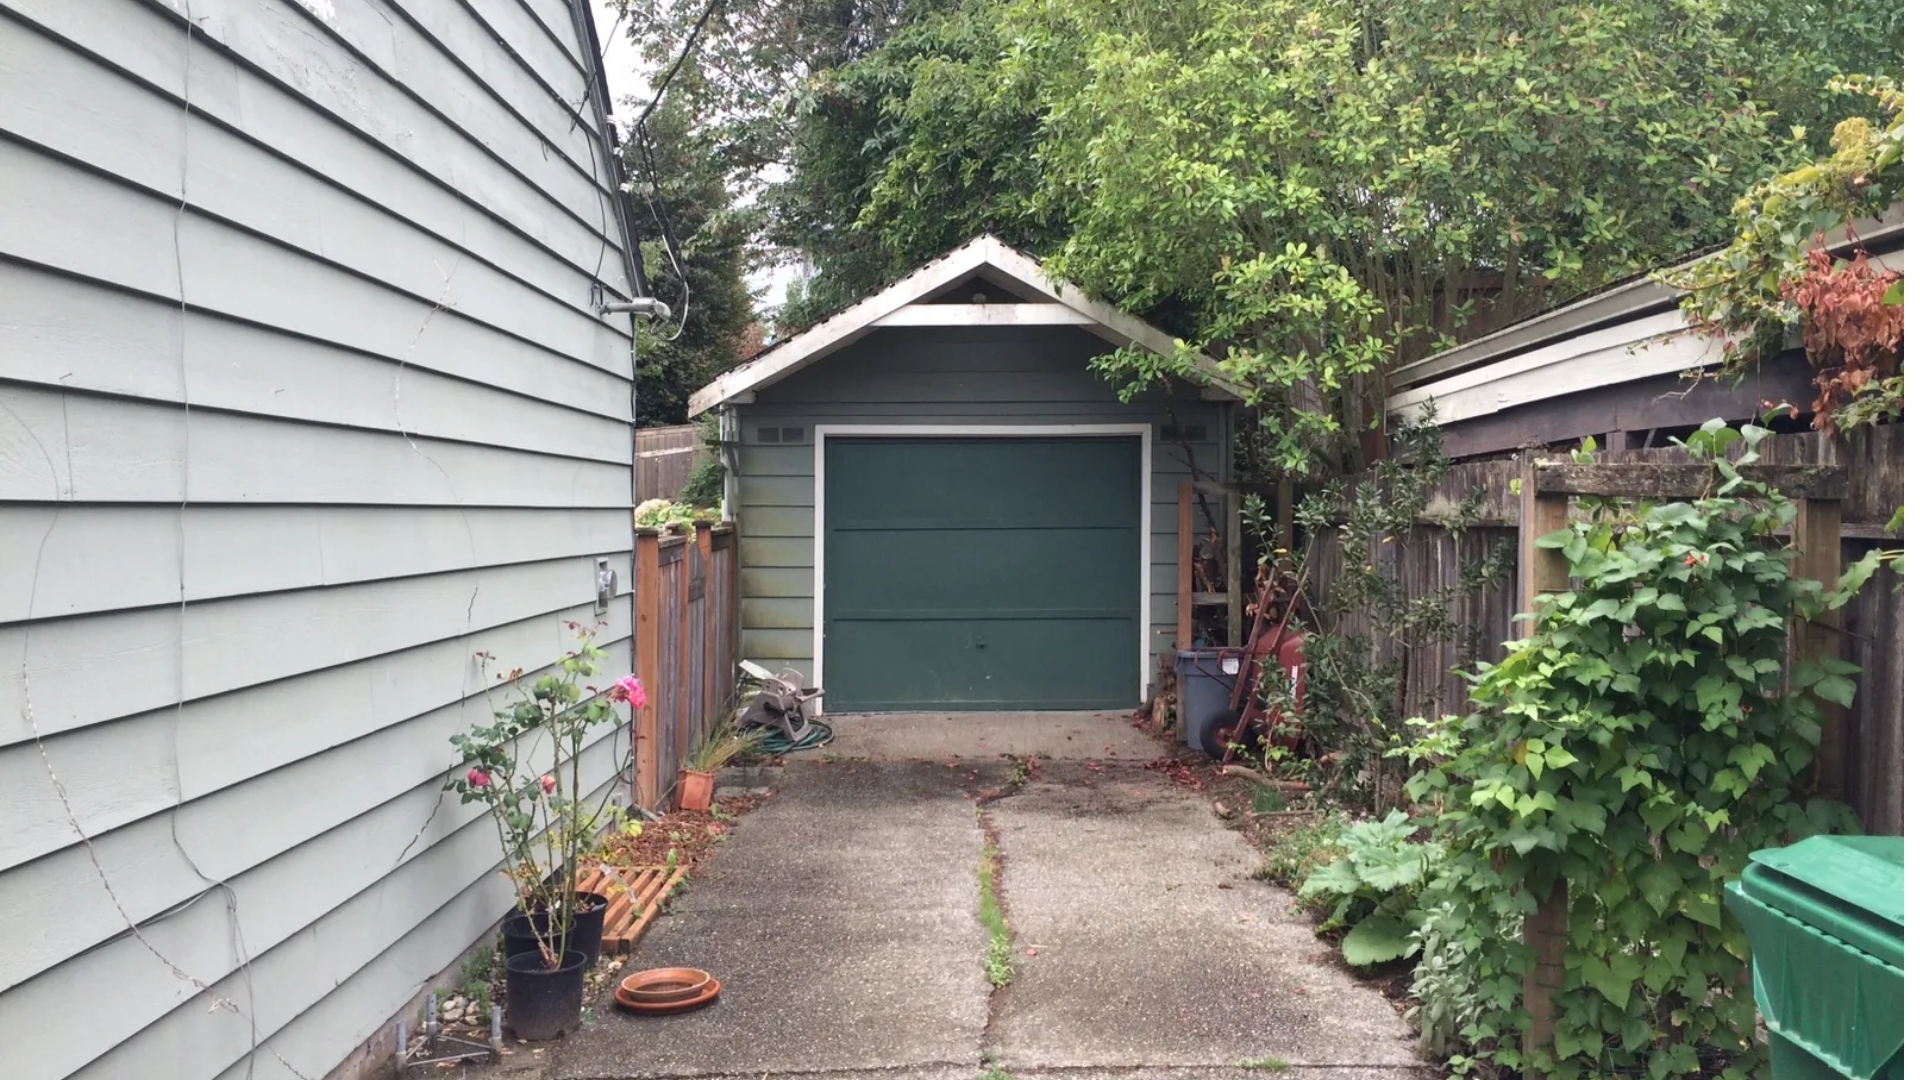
left=688, top=235, right=1244, bottom=416
left=1388, top=205, right=1905, bottom=430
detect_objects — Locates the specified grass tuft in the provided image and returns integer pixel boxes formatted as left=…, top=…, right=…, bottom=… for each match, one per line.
left=459, top=945, right=495, bottom=1012
left=978, top=844, right=1013, bottom=988
left=1258, top=809, right=1346, bottom=891
left=1240, top=1056, right=1291, bottom=1072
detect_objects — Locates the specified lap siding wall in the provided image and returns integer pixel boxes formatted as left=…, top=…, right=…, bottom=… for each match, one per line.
left=0, top=1, right=637, bottom=1077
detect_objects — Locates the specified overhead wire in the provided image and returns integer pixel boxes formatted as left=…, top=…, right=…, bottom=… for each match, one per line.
left=626, top=0, right=728, bottom=343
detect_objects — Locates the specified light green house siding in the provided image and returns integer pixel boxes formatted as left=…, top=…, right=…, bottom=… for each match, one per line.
left=730, top=325, right=1232, bottom=704
left=0, top=2, right=637, bottom=1078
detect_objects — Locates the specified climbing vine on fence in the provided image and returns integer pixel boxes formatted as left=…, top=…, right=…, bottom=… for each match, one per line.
left=1246, top=407, right=1511, bottom=806
left=1397, top=422, right=1883, bottom=1079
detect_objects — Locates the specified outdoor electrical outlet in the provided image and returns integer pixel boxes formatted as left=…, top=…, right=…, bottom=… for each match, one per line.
left=595, top=558, right=615, bottom=614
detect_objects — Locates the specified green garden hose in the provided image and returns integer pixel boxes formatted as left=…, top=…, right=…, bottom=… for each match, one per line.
left=755, top=717, right=835, bottom=757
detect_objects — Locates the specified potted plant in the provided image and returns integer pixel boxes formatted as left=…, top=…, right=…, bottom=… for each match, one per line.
left=445, top=625, right=644, bottom=1041
left=678, top=720, right=765, bottom=812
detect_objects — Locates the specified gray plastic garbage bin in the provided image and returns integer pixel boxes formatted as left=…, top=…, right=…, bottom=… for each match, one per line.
left=1174, top=649, right=1240, bottom=752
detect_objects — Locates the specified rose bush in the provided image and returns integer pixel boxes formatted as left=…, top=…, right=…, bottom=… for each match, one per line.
left=445, top=624, right=641, bottom=968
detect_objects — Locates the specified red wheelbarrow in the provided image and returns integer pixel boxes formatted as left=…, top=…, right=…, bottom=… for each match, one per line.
left=1196, top=571, right=1309, bottom=763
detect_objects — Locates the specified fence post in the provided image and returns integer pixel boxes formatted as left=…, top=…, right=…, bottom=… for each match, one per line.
left=1790, top=494, right=1846, bottom=797
left=678, top=529, right=693, bottom=756
left=1226, top=488, right=1243, bottom=646
left=1175, top=478, right=1190, bottom=645
left=694, top=522, right=714, bottom=738
left=633, top=529, right=662, bottom=808
left=1518, top=461, right=1570, bottom=1076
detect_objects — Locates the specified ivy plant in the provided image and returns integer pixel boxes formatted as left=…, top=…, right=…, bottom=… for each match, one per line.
left=1398, top=421, right=1880, bottom=1079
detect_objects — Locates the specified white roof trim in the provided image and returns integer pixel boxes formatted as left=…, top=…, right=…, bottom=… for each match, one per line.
left=688, top=236, right=1242, bottom=416
left=872, top=303, right=1097, bottom=327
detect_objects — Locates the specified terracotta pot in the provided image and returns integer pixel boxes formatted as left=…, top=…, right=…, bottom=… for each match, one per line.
left=677, top=769, right=715, bottom=812
left=613, top=977, right=722, bottom=1016
left=619, top=968, right=713, bottom=1004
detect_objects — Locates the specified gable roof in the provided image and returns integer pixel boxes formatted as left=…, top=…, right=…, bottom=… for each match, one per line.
left=687, top=235, right=1244, bottom=416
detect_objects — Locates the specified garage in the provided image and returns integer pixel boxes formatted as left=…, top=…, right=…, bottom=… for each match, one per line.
left=819, top=432, right=1146, bottom=711
left=687, top=236, right=1240, bottom=716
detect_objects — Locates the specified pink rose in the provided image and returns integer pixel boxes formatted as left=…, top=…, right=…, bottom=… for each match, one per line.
left=611, top=675, right=646, bottom=710
left=540, top=774, right=556, bottom=794
left=467, top=768, right=490, bottom=788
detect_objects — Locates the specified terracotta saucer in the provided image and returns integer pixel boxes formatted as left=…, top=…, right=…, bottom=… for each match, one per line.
left=614, top=977, right=721, bottom=1016
left=618, top=968, right=714, bottom=1005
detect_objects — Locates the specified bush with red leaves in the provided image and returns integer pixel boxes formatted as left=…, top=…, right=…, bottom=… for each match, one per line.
left=1786, top=245, right=1904, bottom=431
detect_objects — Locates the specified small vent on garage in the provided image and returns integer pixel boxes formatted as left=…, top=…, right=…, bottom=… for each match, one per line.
left=755, top=426, right=808, bottom=444
left=756, top=426, right=780, bottom=443
left=1159, top=424, right=1207, bottom=441
left=780, top=427, right=805, bottom=443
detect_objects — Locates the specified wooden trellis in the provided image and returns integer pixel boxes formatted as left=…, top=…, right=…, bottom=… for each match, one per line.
left=1515, top=458, right=1847, bottom=1075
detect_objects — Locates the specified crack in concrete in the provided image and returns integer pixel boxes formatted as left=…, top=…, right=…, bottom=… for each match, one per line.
left=975, top=757, right=1036, bottom=1053
left=965, top=754, right=1043, bottom=1069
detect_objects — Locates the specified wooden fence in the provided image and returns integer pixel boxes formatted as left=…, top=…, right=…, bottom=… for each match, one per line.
left=1301, top=425, right=1904, bottom=833
left=633, top=524, right=737, bottom=808
left=634, top=425, right=703, bottom=503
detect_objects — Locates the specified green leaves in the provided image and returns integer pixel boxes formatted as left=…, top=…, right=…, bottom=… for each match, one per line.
left=1341, top=912, right=1421, bottom=966
left=1580, top=951, right=1641, bottom=1009
left=1411, top=425, right=1865, bottom=1078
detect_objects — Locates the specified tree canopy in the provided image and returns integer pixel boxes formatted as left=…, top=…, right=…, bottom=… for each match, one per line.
left=624, top=99, right=758, bottom=427
left=623, top=0, right=1902, bottom=470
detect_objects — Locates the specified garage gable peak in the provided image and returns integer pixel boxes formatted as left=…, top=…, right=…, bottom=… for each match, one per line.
left=687, top=236, right=1243, bottom=417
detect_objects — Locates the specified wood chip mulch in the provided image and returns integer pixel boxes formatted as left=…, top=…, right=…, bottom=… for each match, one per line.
left=591, top=794, right=765, bottom=881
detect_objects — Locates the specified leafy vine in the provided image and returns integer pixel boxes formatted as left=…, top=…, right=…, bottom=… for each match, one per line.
left=1397, top=422, right=1883, bottom=1078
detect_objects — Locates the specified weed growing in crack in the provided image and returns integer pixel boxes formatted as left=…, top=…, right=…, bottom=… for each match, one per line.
left=977, top=844, right=1013, bottom=988
left=1240, top=1056, right=1291, bottom=1072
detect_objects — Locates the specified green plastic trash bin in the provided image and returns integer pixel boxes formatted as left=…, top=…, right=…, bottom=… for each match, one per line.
left=1724, top=836, right=1904, bottom=1080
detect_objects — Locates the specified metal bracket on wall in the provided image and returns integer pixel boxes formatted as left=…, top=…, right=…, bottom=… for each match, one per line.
left=595, top=558, right=616, bottom=615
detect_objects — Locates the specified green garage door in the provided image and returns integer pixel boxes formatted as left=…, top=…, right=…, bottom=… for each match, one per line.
left=823, top=435, right=1142, bottom=712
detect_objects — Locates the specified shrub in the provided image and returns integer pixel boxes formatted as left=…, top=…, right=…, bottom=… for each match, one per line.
left=1399, top=421, right=1880, bottom=1079
left=1297, top=810, right=1449, bottom=966
left=680, top=415, right=724, bottom=507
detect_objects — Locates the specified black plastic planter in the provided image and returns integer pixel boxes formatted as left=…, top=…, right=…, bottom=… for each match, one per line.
left=504, top=949, right=587, bottom=1041
left=500, top=911, right=545, bottom=961
left=502, top=892, right=607, bottom=966
left=570, top=891, right=608, bottom=968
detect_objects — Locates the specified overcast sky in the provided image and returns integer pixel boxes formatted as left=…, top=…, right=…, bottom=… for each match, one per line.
left=588, top=0, right=798, bottom=319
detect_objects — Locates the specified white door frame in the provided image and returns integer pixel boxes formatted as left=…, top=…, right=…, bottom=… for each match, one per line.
left=812, top=423, right=1155, bottom=706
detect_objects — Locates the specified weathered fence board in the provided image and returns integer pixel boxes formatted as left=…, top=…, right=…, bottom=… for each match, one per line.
left=633, top=525, right=738, bottom=807
left=634, top=425, right=702, bottom=503
left=1422, top=426, right=1902, bottom=535
left=1303, top=424, right=1904, bottom=833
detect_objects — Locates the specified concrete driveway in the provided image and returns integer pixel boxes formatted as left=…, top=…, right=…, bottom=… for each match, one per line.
left=539, top=713, right=1433, bottom=1080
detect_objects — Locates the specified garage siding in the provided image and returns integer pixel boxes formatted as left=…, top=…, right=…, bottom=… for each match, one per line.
left=731, top=325, right=1231, bottom=696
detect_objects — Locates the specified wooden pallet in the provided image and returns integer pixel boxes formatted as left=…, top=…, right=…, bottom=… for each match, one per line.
left=576, top=865, right=687, bottom=954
